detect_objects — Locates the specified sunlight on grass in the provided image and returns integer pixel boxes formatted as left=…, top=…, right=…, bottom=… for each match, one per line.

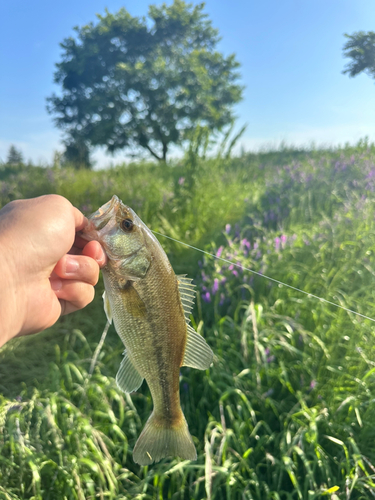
left=1, top=141, right=375, bottom=498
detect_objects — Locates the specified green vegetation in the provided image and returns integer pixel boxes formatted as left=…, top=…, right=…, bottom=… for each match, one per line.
left=1, top=141, right=375, bottom=498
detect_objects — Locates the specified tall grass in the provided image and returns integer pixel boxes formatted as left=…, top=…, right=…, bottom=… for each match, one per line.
left=1, top=141, right=375, bottom=498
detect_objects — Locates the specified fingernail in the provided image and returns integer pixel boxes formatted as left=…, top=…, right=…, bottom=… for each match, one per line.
left=51, top=278, right=63, bottom=291
left=95, top=246, right=105, bottom=264
left=65, top=256, right=79, bottom=274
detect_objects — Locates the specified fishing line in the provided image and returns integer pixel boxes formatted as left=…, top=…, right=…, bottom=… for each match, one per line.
left=152, top=230, right=375, bottom=324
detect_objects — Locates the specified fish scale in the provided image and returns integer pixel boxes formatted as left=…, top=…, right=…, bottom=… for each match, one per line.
left=81, top=195, right=213, bottom=465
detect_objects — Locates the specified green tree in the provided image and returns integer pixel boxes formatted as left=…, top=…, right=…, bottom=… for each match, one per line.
left=62, top=136, right=92, bottom=169
left=6, top=145, right=24, bottom=165
left=47, top=0, right=243, bottom=162
left=343, top=31, right=375, bottom=78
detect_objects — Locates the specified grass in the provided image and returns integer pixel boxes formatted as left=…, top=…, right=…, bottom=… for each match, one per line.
left=1, top=141, right=375, bottom=498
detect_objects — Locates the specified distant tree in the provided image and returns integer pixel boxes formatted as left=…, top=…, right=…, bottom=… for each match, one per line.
left=62, top=136, right=92, bottom=169
left=47, top=0, right=243, bottom=162
left=6, top=145, right=24, bottom=165
left=343, top=31, right=375, bottom=78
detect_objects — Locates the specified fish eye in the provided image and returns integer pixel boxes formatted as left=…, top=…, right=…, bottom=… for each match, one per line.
left=121, top=218, right=134, bottom=232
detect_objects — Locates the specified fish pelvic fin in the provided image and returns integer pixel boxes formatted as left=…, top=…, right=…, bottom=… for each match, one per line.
left=102, top=291, right=113, bottom=324
left=133, top=411, right=197, bottom=465
left=116, top=350, right=144, bottom=393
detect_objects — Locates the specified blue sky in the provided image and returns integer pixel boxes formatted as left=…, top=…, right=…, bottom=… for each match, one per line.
left=1, top=0, right=375, bottom=165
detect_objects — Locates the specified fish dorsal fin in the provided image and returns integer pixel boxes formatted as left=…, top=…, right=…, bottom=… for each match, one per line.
left=182, top=324, right=213, bottom=370
left=177, top=274, right=196, bottom=324
left=116, top=350, right=144, bottom=393
left=102, top=291, right=113, bottom=324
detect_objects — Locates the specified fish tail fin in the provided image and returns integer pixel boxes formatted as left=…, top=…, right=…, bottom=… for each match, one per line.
left=133, top=410, right=197, bottom=465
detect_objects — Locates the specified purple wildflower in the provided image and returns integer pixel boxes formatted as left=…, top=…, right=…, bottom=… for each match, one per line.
left=216, top=246, right=224, bottom=258
left=228, top=264, right=234, bottom=271
left=47, top=169, right=55, bottom=183
left=267, top=355, right=275, bottom=363
left=212, top=278, right=219, bottom=295
left=274, top=237, right=281, bottom=251
left=201, top=271, right=209, bottom=282
left=232, top=270, right=238, bottom=277
left=202, top=291, right=211, bottom=303
left=241, top=238, right=251, bottom=250
left=281, top=235, right=287, bottom=246
left=310, top=380, right=317, bottom=389
left=225, top=224, right=231, bottom=234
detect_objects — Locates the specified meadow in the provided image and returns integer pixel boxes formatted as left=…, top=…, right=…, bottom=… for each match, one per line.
left=1, top=140, right=375, bottom=499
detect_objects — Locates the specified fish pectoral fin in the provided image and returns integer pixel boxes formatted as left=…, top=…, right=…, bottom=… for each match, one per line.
left=177, top=274, right=196, bottom=324
left=182, top=324, right=213, bottom=370
left=116, top=350, right=144, bottom=393
left=102, top=291, right=113, bottom=324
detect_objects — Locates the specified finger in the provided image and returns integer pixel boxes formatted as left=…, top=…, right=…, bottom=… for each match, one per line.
left=68, top=241, right=107, bottom=265
left=81, top=240, right=107, bottom=267
left=52, top=255, right=100, bottom=286
left=51, top=279, right=96, bottom=315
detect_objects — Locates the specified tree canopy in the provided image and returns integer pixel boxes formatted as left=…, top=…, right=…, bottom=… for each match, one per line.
left=47, top=0, right=243, bottom=162
left=343, top=31, right=375, bottom=79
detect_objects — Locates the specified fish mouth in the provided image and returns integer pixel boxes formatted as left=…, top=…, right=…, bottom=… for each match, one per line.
left=79, top=195, right=145, bottom=261
left=80, top=195, right=120, bottom=241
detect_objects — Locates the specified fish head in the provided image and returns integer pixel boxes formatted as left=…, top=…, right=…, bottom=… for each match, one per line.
left=81, top=195, right=152, bottom=280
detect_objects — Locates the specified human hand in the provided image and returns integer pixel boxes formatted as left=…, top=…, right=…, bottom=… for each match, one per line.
left=0, top=195, right=106, bottom=347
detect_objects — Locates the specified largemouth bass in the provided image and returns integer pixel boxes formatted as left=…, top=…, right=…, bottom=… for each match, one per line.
left=81, top=195, right=213, bottom=465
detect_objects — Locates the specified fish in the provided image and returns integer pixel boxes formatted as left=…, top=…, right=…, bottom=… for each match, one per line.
left=81, top=195, right=213, bottom=465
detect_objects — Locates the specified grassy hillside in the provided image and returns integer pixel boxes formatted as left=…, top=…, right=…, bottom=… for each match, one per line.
left=1, top=142, right=375, bottom=499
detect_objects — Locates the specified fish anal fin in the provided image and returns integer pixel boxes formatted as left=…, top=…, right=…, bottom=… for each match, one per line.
left=182, top=324, right=213, bottom=370
left=133, top=411, right=196, bottom=465
left=116, top=350, right=144, bottom=394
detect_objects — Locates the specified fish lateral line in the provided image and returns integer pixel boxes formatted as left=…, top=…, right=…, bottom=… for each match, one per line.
left=151, top=230, right=375, bottom=324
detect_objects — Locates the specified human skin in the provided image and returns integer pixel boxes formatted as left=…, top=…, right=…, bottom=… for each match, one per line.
left=0, top=195, right=106, bottom=348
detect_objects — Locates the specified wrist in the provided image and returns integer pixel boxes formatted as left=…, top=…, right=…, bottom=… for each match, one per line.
left=0, top=237, right=23, bottom=346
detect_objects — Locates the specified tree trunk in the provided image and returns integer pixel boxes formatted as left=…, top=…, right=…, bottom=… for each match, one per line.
left=162, top=142, right=168, bottom=162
